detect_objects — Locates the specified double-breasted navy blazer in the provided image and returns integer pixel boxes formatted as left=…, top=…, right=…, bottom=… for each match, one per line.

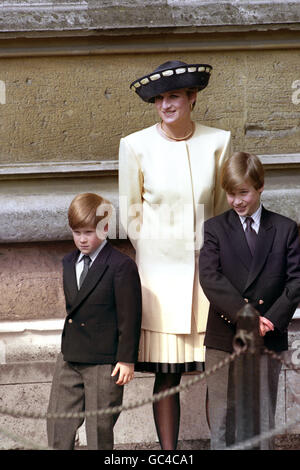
left=61, top=240, right=142, bottom=364
left=199, top=207, right=300, bottom=353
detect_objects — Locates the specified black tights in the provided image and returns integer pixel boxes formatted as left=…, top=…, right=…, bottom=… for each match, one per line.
left=153, top=372, right=182, bottom=450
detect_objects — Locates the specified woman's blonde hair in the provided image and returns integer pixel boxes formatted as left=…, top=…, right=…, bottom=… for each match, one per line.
left=221, top=152, right=264, bottom=192
left=68, top=193, right=112, bottom=230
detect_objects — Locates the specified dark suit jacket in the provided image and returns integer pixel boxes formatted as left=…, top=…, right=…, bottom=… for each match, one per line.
left=199, top=207, right=300, bottom=353
left=61, top=240, right=142, bottom=364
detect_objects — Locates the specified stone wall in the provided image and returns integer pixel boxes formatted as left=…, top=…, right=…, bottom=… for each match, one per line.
left=1, top=49, right=300, bottom=165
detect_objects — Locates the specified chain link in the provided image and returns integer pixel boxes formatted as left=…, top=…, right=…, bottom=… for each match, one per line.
left=263, top=347, right=300, bottom=371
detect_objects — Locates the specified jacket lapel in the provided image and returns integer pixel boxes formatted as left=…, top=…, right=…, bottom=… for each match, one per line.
left=226, top=210, right=253, bottom=270
left=244, top=207, right=276, bottom=291
left=68, top=241, right=112, bottom=316
left=63, top=250, right=79, bottom=307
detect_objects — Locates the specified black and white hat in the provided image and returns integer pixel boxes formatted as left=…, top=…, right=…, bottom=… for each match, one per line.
left=130, top=60, right=212, bottom=103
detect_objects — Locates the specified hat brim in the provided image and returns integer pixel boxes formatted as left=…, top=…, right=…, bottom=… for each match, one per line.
left=130, top=64, right=212, bottom=103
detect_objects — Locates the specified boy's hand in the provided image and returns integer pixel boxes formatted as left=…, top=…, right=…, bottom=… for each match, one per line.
left=244, top=299, right=274, bottom=336
left=259, top=316, right=274, bottom=336
left=111, top=362, right=134, bottom=386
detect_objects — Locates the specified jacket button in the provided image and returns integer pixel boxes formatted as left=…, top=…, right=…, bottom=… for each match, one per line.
left=68, top=318, right=73, bottom=323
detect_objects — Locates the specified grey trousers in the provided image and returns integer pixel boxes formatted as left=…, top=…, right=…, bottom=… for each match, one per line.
left=205, top=348, right=282, bottom=450
left=47, top=353, right=123, bottom=450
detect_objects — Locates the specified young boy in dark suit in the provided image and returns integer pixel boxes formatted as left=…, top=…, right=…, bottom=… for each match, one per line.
left=199, top=152, right=300, bottom=449
left=47, top=193, right=142, bottom=450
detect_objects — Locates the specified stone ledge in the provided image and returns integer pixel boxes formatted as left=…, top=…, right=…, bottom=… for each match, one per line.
left=0, top=172, right=119, bottom=243
left=0, top=320, right=62, bottom=365
left=0, top=314, right=299, bottom=367
left=0, top=154, right=298, bottom=181
left=0, top=318, right=64, bottom=333
left=0, top=160, right=118, bottom=180
left=0, top=185, right=298, bottom=242
left=1, top=1, right=300, bottom=33
left=260, top=153, right=300, bottom=168
left=2, top=29, right=300, bottom=59
left=0, top=154, right=298, bottom=243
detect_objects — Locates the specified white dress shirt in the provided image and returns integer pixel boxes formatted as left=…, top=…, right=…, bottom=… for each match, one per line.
left=75, top=239, right=107, bottom=289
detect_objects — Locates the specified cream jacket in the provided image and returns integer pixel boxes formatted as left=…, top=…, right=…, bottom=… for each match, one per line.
left=119, top=123, right=231, bottom=334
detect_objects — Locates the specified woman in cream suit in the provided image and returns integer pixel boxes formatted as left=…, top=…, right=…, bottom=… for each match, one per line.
left=118, top=60, right=231, bottom=449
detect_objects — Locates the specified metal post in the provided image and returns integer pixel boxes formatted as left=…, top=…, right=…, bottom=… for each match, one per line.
left=233, top=303, right=263, bottom=449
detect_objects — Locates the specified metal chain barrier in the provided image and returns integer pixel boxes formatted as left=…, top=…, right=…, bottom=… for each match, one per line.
left=263, top=347, right=300, bottom=371
left=0, top=348, right=244, bottom=421
left=0, top=343, right=298, bottom=450
left=0, top=348, right=243, bottom=450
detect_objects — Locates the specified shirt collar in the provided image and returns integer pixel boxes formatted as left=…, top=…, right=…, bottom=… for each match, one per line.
left=77, top=239, right=107, bottom=264
left=239, top=204, right=262, bottom=227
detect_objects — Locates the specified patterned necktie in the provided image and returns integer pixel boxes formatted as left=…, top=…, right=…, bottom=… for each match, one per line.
left=79, top=255, right=91, bottom=289
left=245, top=217, right=257, bottom=256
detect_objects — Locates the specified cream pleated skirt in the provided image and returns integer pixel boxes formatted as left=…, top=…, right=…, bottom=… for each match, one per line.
left=135, top=313, right=205, bottom=373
